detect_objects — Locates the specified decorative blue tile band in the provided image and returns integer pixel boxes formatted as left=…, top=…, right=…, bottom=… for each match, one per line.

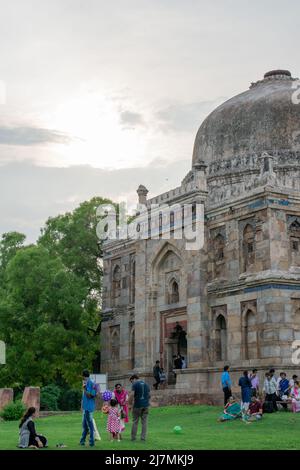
left=244, top=283, right=300, bottom=293
left=248, top=198, right=289, bottom=210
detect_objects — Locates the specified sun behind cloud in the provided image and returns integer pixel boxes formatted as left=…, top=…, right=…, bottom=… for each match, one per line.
left=46, top=91, right=149, bottom=169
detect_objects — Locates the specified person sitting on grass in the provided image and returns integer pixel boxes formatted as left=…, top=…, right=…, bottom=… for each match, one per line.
left=218, top=396, right=242, bottom=422
left=107, top=399, right=121, bottom=441
left=246, top=396, right=263, bottom=421
left=18, top=407, right=48, bottom=448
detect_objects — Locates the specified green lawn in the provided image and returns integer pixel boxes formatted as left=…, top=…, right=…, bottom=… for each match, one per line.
left=1, top=405, right=300, bottom=450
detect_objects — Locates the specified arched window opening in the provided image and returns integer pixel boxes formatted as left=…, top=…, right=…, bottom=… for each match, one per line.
left=294, top=308, right=300, bottom=341
left=214, top=233, right=225, bottom=278
left=129, top=323, right=135, bottom=370
left=110, top=328, right=120, bottom=362
left=169, top=279, right=179, bottom=304
left=289, top=221, right=300, bottom=266
left=215, top=314, right=227, bottom=361
left=112, top=265, right=121, bottom=304
left=243, top=224, right=255, bottom=271
left=245, top=310, right=257, bottom=359
left=129, top=260, right=136, bottom=304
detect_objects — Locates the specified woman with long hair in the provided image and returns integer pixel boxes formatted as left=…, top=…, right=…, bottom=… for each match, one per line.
left=18, top=407, right=48, bottom=448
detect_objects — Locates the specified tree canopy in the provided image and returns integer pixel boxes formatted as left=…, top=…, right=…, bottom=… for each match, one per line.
left=0, top=196, right=115, bottom=388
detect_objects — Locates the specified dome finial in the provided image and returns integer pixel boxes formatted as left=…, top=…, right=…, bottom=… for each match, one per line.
left=264, top=69, right=291, bottom=79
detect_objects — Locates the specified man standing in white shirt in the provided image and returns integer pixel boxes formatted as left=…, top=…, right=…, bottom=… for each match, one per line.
left=263, top=372, right=278, bottom=412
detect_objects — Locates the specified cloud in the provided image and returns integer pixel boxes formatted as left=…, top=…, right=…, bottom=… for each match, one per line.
left=119, top=110, right=145, bottom=129
left=0, top=126, right=72, bottom=146
left=0, top=159, right=190, bottom=243
left=155, top=98, right=227, bottom=133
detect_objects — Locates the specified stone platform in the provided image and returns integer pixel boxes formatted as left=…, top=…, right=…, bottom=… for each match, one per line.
left=149, top=390, right=224, bottom=407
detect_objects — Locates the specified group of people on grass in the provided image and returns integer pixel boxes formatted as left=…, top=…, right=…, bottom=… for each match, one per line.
left=18, top=370, right=150, bottom=448
left=220, top=365, right=300, bottom=422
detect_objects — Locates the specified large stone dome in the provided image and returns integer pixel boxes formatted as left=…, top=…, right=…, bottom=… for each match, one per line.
left=192, top=70, right=300, bottom=168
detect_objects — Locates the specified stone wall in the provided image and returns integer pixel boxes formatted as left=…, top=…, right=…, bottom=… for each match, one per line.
left=22, top=387, right=40, bottom=416
left=0, top=388, right=13, bottom=410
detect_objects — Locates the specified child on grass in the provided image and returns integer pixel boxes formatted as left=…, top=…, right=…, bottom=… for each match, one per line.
left=107, top=399, right=121, bottom=441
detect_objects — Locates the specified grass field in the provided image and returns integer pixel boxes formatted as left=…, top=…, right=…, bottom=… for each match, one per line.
left=1, top=405, right=300, bottom=450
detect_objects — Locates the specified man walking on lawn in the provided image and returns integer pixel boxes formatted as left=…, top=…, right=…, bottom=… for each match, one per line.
left=130, top=374, right=150, bottom=441
left=80, top=369, right=97, bottom=447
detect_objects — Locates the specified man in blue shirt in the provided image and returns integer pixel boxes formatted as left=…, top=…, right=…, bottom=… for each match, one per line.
left=80, top=369, right=96, bottom=447
left=130, top=374, right=150, bottom=441
left=221, top=365, right=232, bottom=405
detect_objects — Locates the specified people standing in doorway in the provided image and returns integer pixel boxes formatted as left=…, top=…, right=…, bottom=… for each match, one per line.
left=250, top=369, right=259, bottom=397
left=130, top=374, right=150, bottom=442
left=221, top=365, right=232, bottom=406
left=79, top=369, right=97, bottom=447
left=181, top=356, right=187, bottom=369
left=174, top=354, right=183, bottom=369
left=238, top=370, right=252, bottom=411
left=153, top=360, right=161, bottom=390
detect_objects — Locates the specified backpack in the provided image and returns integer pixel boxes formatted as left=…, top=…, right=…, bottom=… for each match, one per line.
left=92, top=382, right=101, bottom=396
left=263, top=401, right=274, bottom=413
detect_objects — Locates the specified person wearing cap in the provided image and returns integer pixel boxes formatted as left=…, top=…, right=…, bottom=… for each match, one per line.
left=79, top=369, right=97, bottom=447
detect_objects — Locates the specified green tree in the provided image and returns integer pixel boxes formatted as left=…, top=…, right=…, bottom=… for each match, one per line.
left=0, top=245, right=98, bottom=388
left=38, top=197, right=114, bottom=303
left=0, top=232, right=26, bottom=281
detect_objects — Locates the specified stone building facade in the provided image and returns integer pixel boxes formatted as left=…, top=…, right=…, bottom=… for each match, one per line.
left=101, top=70, right=300, bottom=398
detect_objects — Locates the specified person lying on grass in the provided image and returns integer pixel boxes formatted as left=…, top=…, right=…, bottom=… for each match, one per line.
left=18, top=407, right=48, bottom=449
left=218, top=396, right=242, bottom=422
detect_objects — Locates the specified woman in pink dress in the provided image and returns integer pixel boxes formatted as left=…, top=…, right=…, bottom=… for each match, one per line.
left=113, top=383, right=129, bottom=434
left=291, top=381, right=300, bottom=413
left=107, top=399, right=121, bottom=441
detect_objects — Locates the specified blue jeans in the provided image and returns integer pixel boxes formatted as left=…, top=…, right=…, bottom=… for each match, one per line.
left=80, top=410, right=94, bottom=446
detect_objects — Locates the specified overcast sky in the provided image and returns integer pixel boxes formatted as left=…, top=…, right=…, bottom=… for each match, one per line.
left=0, top=0, right=299, bottom=241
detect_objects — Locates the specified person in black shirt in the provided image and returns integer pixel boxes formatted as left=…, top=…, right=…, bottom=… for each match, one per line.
left=18, top=407, right=48, bottom=448
left=130, top=374, right=150, bottom=441
left=153, top=360, right=161, bottom=390
left=174, top=354, right=183, bottom=369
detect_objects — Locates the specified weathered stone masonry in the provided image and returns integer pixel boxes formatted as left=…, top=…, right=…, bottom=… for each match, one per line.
left=101, top=70, right=300, bottom=399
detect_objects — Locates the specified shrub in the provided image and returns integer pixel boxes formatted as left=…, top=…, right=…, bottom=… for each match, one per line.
left=0, top=400, right=25, bottom=421
left=40, top=384, right=62, bottom=411
left=59, top=388, right=82, bottom=411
